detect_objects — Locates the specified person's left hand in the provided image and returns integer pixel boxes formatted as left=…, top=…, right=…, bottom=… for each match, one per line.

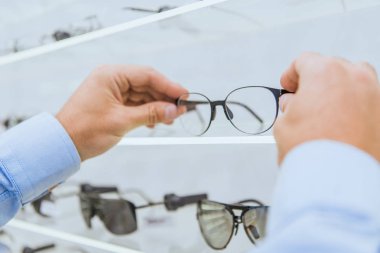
left=56, top=65, right=187, bottom=161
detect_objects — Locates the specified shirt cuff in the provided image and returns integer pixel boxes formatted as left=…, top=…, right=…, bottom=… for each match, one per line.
left=0, top=113, right=80, bottom=204
left=268, top=140, right=380, bottom=234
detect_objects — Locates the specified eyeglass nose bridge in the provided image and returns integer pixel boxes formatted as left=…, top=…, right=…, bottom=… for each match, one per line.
left=210, top=100, right=234, bottom=121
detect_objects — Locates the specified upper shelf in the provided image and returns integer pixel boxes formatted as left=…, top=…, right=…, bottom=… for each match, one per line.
left=1, top=0, right=379, bottom=66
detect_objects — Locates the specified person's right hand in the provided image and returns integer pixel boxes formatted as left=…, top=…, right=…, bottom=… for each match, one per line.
left=274, top=52, right=380, bottom=164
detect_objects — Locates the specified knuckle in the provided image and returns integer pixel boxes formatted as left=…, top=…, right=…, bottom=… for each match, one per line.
left=352, top=66, right=373, bottom=84
left=324, top=58, right=343, bottom=72
left=94, top=64, right=112, bottom=74
left=147, top=105, right=158, bottom=125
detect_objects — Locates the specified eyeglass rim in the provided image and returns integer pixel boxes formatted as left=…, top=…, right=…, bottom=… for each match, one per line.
left=177, top=92, right=213, bottom=136
left=224, top=86, right=283, bottom=135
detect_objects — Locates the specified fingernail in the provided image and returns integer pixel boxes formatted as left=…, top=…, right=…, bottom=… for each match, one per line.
left=165, top=104, right=177, bottom=120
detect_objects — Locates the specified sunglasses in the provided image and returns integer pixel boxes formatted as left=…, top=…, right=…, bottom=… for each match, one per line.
left=79, top=184, right=208, bottom=235
left=30, top=183, right=115, bottom=217
left=177, top=86, right=290, bottom=136
left=197, top=199, right=269, bottom=250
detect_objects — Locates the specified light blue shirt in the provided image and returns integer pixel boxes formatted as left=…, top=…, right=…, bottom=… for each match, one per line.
left=256, top=141, right=380, bottom=253
left=0, top=113, right=80, bottom=226
left=0, top=113, right=379, bottom=252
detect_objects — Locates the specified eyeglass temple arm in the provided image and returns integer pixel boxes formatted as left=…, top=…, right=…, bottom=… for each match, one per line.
left=225, top=101, right=264, bottom=123
left=22, top=243, right=55, bottom=253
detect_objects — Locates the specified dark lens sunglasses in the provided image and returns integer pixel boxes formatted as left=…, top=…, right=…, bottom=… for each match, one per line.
left=79, top=185, right=208, bottom=235
left=31, top=183, right=118, bottom=217
left=197, top=199, right=269, bottom=250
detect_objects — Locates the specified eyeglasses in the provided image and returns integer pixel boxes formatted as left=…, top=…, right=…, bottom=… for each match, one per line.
left=79, top=184, right=207, bottom=235
left=176, top=86, right=290, bottom=136
left=197, top=199, right=269, bottom=250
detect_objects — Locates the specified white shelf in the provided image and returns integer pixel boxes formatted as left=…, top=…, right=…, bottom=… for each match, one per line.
left=0, top=0, right=229, bottom=66
left=117, top=136, right=275, bottom=146
left=8, top=219, right=142, bottom=253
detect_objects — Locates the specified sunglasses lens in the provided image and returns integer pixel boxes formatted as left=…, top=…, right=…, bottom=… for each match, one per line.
left=177, top=93, right=212, bottom=136
left=100, top=200, right=137, bottom=235
left=79, top=194, right=95, bottom=228
left=226, top=87, right=277, bottom=134
left=243, top=207, right=269, bottom=243
left=197, top=200, right=234, bottom=249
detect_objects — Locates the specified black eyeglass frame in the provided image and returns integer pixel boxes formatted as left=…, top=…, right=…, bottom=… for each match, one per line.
left=177, top=86, right=290, bottom=136
left=196, top=199, right=269, bottom=250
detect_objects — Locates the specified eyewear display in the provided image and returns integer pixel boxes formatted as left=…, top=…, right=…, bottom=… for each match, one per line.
left=197, top=199, right=269, bottom=250
left=79, top=184, right=208, bottom=235
left=0, top=116, right=26, bottom=130
left=177, top=86, right=290, bottom=135
left=31, top=183, right=208, bottom=236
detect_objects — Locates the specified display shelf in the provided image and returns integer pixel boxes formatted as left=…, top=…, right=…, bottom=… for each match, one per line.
left=0, top=0, right=228, bottom=66
left=8, top=219, right=142, bottom=253
left=117, top=136, right=275, bottom=146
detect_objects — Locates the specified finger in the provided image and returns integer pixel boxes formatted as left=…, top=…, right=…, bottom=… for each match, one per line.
left=144, top=69, right=188, bottom=99
left=279, top=93, right=294, bottom=113
left=110, top=65, right=188, bottom=100
left=280, top=61, right=299, bottom=92
left=127, top=101, right=182, bottom=127
left=127, top=91, right=155, bottom=104
left=280, top=52, right=323, bottom=92
left=357, top=61, right=378, bottom=79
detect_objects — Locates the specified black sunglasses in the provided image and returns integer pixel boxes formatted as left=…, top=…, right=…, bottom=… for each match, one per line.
left=79, top=184, right=208, bottom=235
left=177, top=86, right=291, bottom=135
left=30, top=183, right=117, bottom=217
left=197, top=199, right=269, bottom=250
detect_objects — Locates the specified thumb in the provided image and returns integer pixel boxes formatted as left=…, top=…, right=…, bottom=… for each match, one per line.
left=279, top=93, right=294, bottom=113
left=127, top=101, right=181, bottom=127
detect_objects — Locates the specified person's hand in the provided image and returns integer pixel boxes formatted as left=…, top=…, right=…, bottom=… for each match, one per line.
left=56, top=65, right=187, bottom=161
left=274, top=52, right=380, bottom=163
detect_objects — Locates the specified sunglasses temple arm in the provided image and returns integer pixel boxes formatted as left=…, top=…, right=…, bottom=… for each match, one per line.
left=80, top=184, right=118, bottom=194
left=118, top=188, right=155, bottom=204
left=164, top=193, right=208, bottom=211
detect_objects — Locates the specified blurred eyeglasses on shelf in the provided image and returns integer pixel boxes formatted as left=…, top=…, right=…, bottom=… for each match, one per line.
left=30, top=183, right=207, bottom=235
left=177, top=86, right=290, bottom=136
left=0, top=15, right=102, bottom=57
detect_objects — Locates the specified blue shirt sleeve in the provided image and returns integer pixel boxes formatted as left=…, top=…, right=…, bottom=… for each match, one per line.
left=254, top=140, right=380, bottom=253
left=0, top=113, right=80, bottom=226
